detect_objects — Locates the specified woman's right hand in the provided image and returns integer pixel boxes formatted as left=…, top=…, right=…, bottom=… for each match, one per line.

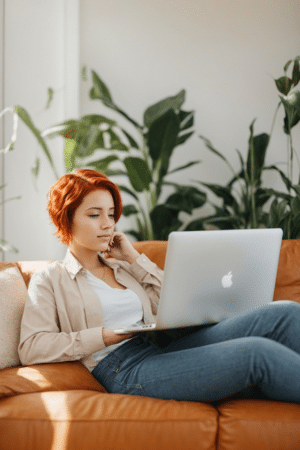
left=102, top=328, right=139, bottom=347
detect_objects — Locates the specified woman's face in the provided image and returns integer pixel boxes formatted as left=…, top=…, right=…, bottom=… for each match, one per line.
left=70, top=189, right=115, bottom=253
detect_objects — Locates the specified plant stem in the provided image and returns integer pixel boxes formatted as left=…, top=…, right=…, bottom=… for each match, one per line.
left=269, top=102, right=281, bottom=145
left=289, top=134, right=293, bottom=185
left=139, top=207, right=150, bottom=239
left=0, top=106, right=13, bottom=119
left=144, top=190, right=154, bottom=240
left=249, top=132, right=257, bottom=228
left=139, top=133, right=156, bottom=240
left=287, top=213, right=291, bottom=240
left=140, top=132, right=150, bottom=167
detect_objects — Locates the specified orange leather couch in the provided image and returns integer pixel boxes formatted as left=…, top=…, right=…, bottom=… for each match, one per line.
left=1, top=240, right=300, bottom=450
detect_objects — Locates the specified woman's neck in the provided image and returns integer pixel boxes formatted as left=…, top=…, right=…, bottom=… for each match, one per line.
left=69, top=245, right=104, bottom=271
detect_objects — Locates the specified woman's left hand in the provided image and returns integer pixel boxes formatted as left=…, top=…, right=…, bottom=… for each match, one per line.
left=103, top=232, right=140, bottom=263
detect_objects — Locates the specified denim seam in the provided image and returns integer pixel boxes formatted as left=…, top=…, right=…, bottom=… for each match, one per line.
left=112, top=377, right=146, bottom=395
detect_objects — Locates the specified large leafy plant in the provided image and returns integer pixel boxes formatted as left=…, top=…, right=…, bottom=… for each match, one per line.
left=185, top=121, right=270, bottom=231
left=185, top=56, right=300, bottom=239
left=266, top=56, right=300, bottom=238
left=42, top=70, right=206, bottom=240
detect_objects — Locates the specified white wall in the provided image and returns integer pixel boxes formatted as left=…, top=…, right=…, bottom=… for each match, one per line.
left=0, top=0, right=5, bottom=248
left=1, top=0, right=79, bottom=262
left=80, top=0, right=300, bottom=226
left=1, top=0, right=300, bottom=261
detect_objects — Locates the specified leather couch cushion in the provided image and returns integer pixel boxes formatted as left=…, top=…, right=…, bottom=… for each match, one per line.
left=217, top=399, right=300, bottom=450
left=15, top=261, right=53, bottom=289
left=0, top=361, right=106, bottom=400
left=0, top=390, right=218, bottom=450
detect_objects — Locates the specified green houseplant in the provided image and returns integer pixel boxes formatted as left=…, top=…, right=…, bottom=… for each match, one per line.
left=186, top=56, right=300, bottom=239
left=266, top=56, right=300, bottom=238
left=6, top=57, right=300, bottom=243
left=41, top=70, right=206, bottom=240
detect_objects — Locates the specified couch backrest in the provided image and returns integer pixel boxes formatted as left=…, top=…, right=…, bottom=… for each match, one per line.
left=1, top=239, right=300, bottom=302
left=0, top=241, right=168, bottom=288
left=273, top=239, right=300, bottom=303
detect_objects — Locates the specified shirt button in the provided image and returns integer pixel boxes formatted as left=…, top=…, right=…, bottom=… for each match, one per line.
left=142, top=258, right=146, bottom=262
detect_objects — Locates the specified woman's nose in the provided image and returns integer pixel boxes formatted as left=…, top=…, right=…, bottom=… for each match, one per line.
left=101, top=216, right=112, bottom=228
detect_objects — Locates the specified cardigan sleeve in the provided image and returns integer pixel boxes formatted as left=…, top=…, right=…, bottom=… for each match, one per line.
left=126, top=253, right=163, bottom=313
left=18, top=270, right=105, bottom=366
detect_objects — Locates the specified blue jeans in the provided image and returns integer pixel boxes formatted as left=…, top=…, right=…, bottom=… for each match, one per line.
left=92, top=301, right=300, bottom=403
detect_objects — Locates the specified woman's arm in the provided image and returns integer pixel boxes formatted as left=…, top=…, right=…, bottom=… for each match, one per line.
left=102, top=328, right=137, bottom=346
left=18, top=269, right=131, bottom=366
left=105, top=232, right=164, bottom=313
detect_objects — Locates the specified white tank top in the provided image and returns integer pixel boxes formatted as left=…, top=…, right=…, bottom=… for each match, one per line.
left=85, top=269, right=143, bottom=363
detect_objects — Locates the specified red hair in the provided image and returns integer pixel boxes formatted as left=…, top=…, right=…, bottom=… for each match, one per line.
left=47, top=169, right=123, bottom=245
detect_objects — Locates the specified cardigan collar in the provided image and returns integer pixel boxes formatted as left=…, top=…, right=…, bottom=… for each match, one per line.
left=62, top=248, right=121, bottom=279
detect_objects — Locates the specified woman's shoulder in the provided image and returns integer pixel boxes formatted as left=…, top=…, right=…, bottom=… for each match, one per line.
left=29, top=260, right=66, bottom=284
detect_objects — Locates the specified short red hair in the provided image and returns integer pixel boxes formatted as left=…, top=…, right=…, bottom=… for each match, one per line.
left=47, top=169, right=123, bottom=245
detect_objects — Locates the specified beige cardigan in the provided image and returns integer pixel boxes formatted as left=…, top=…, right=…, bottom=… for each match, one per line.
left=18, top=249, right=163, bottom=372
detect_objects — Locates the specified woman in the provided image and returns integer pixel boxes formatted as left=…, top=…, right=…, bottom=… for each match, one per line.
left=19, top=169, right=300, bottom=403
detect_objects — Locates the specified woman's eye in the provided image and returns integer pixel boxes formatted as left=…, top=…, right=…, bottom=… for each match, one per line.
left=88, top=214, right=114, bottom=219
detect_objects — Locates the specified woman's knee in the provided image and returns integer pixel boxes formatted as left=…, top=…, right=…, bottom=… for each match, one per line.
left=272, top=299, right=299, bottom=307
left=260, top=299, right=299, bottom=320
left=231, top=337, right=275, bottom=366
left=245, top=337, right=279, bottom=380
left=268, top=300, right=300, bottom=319
left=243, top=336, right=300, bottom=400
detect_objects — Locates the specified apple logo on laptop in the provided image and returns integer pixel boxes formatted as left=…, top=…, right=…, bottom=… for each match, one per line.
left=222, top=271, right=233, bottom=288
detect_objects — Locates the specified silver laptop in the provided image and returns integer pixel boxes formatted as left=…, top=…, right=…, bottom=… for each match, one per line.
left=114, top=228, right=283, bottom=334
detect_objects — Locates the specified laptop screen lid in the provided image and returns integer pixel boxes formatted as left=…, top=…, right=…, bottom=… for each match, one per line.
left=155, top=228, right=283, bottom=330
